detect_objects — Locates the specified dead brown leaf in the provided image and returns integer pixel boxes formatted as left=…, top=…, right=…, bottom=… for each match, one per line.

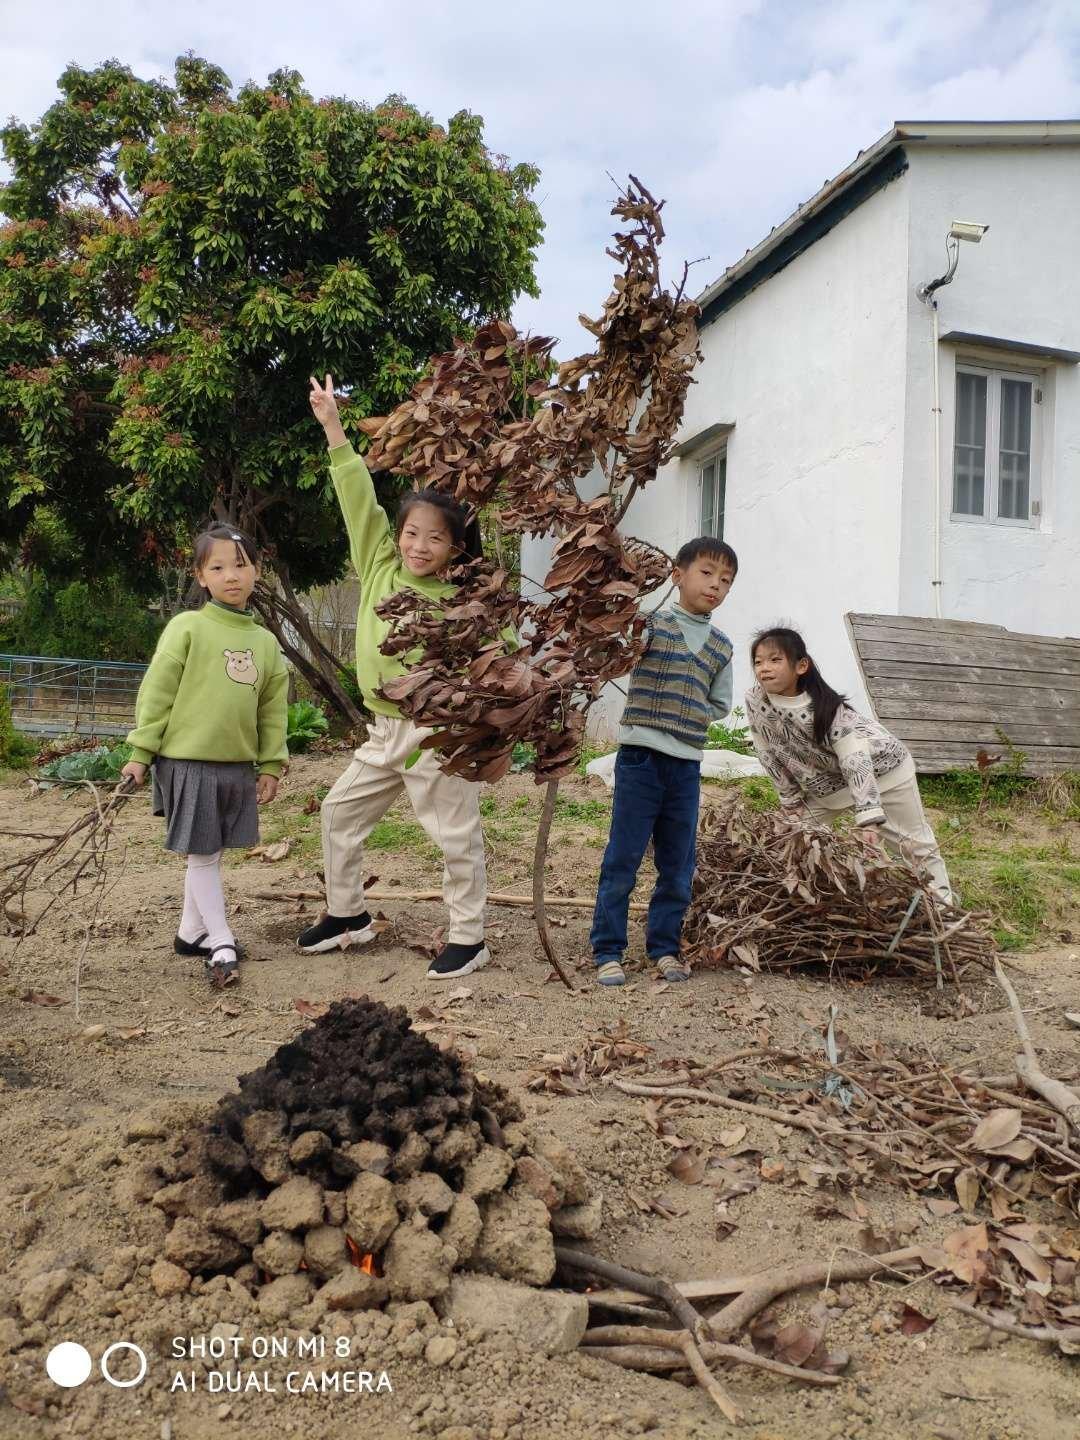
left=21, top=990, right=67, bottom=1007
left=899, top=1303, right=937, bottom=1336
left=955, top=1167, right=981, bottom=1213
left=942, top=1223, right=990, bottom=1284
left=669, top=1148, right=708, bottom=1185
left=968, top=1108, right=1022, bottom=1153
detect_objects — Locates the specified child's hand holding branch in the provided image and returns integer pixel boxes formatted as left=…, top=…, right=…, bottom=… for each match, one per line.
left=309, top=374, right=347, bottom=449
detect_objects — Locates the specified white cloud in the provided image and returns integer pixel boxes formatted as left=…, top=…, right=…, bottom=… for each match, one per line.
left=2, top=0, right=1077, bottom=353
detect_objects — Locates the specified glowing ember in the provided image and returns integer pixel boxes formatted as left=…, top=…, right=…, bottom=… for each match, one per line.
left=345, top=1236, right=377, bottom=1275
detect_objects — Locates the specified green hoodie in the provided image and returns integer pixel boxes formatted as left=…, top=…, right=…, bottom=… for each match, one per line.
left=126, top=602, right=288, bottom=775
left=329, top=442, right=457, bottom=718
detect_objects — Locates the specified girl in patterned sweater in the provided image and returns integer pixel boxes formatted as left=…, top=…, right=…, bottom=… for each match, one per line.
left=746, top=627, right=954, bottom=903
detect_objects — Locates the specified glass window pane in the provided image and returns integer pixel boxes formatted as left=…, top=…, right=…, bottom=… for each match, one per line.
left=998, top=378, right=1032, bottom=520
left=699, top=456, right=726, bottom=538
left=953, top=372, right=986, bottom=515
left=700, top=462, right=715, bottom=535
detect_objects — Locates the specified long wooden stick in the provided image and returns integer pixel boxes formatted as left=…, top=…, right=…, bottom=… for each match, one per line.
left=251, top=886, right=647, bottom=912
left=532, top=779, right=574, bottom=990
left=708, top=1247, right=924, bottom=1342
left=582, top=1326, right=841, bottom=1387
left=994, top=959, right=1080, bottom=1134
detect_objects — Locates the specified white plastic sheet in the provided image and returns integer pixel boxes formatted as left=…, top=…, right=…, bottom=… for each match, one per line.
left=584, top=748, right=765, bottom=788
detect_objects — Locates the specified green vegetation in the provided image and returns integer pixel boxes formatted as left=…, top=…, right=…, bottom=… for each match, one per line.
left=366, top=814, right=441, bottom=863
left=0, top=684, right=36, bottom=768
left=286, top=700, right=330, bottom=754
left=704, top=706, right=754, bottom=756
left=39, top=741, right=131, bottom=785
left=0, top=56, right=543, bottom=718
left=552, top=793, right=609, bottom=826
left=8, top=576, right=162, bottom=663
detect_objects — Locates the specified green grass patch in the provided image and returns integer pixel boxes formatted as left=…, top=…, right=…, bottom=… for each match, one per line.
left=552, top=794, right=610, bottom=826
left=919, top=768, right=1080, bottom=820
left=366, top=814, right=440, bottom=862
left=952, top=856, right=1046, bottom=951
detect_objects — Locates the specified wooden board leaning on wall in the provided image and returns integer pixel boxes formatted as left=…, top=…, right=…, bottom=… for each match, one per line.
left=845, top=613, right=1080, bottom=776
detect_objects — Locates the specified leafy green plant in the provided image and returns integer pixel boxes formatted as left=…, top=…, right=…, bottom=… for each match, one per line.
left=286, top=700, right=330, bottom=753
left=39, top=741, right=131, bottom=784
left=704, top=706, right=754, bottom=756
left=510, top=741, right=536, bottom=772
left=0, top=684, right=36, bottom=767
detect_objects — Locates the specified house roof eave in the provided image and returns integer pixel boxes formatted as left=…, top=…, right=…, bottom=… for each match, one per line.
left=695, top=119, right=1080, bottom=324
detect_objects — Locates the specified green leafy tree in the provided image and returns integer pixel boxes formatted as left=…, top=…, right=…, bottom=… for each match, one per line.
left=0, top=56, right=543, bottom=717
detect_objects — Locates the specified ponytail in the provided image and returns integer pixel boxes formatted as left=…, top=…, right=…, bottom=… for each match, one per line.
left=751, top=627, right=846, bottom=747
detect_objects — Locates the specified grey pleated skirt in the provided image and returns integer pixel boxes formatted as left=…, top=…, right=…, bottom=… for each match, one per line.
left=152, top=757, right=260, bottom=855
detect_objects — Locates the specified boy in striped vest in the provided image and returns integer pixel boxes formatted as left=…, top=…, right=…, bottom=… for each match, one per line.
left=591, top=537, right=737, bottom=986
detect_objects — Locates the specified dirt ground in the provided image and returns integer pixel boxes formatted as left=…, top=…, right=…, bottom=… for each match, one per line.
left=1, top=749, right=1078, bottom=1440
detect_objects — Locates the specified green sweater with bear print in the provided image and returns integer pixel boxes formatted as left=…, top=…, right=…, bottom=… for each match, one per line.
left=126, top=603, right=289, bottom=776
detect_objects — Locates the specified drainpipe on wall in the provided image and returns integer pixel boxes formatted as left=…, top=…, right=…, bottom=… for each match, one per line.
left=915, top=222, right=989, bottom=620
left=927, top=300, right=943, bottom=619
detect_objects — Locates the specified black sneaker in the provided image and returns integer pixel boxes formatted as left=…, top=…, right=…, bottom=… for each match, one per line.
left=297, top=912, right=376, bottom=954
left=175, top=933, right=247, bottom=960
left=427, top=941, right=490, bottom=980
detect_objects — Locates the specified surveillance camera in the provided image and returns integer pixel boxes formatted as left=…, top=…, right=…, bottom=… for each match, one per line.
left=949, top=220, right=989, bottom=243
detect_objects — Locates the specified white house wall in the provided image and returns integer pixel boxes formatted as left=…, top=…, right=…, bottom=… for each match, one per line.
left=900, top=145, right=1080, bottom=635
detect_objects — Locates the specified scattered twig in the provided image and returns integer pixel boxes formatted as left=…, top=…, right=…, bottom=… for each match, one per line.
left=950, top=1301, right=1080, bottom=1346
left=993, top=959, right=1080, bottom=1134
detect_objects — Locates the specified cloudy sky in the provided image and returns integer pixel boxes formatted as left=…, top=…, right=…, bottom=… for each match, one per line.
left=3, top=0, right=1079, bottom=352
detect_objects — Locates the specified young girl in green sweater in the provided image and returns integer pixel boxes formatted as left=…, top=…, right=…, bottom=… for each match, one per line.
left=122, top=527, right=289, bottom=986
left=298, top=375, right=490, bottom=982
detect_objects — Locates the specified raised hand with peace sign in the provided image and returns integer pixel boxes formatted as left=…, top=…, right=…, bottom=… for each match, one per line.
left=309, top=374, right=347, bottom=448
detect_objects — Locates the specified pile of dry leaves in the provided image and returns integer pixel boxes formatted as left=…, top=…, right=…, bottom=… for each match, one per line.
left=685, top=793, right=995, bottom=982
left=357, top=178, right=700, bottom=782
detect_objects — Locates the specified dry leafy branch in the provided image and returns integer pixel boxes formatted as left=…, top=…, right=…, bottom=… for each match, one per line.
left=684, top=794, right=994, bottom=983
left=362, top=177, right=701, bottom=784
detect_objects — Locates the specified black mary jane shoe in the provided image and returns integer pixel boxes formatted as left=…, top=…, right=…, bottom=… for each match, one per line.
left=204, top=946, right=240, bottom=988
left=176, top=933, right=246, bottom=960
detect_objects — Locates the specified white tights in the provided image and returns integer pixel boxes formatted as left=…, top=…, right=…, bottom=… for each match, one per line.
left=177, top=851, right=234, bottom=952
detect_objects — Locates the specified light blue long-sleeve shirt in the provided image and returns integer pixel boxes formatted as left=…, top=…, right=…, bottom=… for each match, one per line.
left=618, top=603, right=733, bottom=761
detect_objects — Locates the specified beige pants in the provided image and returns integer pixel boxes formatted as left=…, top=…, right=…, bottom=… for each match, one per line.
left=321, top=714, right=487, bottom=943
left=806, top=775, right=954, bottom=904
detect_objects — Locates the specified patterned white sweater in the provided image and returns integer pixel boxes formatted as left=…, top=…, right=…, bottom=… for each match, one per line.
left=744, top=685, right=910, bottom=825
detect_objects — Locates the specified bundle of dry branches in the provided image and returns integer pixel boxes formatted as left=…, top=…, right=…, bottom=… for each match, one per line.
left=0, top=779, right=134, bottom=936
left=684, top=794, right=994, bottom=983
left=359, top=176, right=700, bottom=784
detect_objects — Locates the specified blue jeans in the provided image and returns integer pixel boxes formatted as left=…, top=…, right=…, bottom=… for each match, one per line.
left=590, top=745, right=700, bottom=965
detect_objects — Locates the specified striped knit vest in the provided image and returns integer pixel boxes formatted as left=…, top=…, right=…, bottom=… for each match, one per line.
left=622, top=611, right=733, bottom=747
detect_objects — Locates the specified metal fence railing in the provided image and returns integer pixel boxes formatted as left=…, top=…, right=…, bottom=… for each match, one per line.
left=0, top=654, right=147, bottom=737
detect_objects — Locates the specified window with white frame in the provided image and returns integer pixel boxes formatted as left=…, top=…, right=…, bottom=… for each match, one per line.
left=699, top=450, right=727, bottom=538
left=952, top=363, right=1041, bottom=524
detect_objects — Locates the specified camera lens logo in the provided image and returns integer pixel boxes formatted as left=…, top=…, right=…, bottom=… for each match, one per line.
left=45, top=1341, right=148, bottom=1389
left=45, top=1344, right=93, bottom=1389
